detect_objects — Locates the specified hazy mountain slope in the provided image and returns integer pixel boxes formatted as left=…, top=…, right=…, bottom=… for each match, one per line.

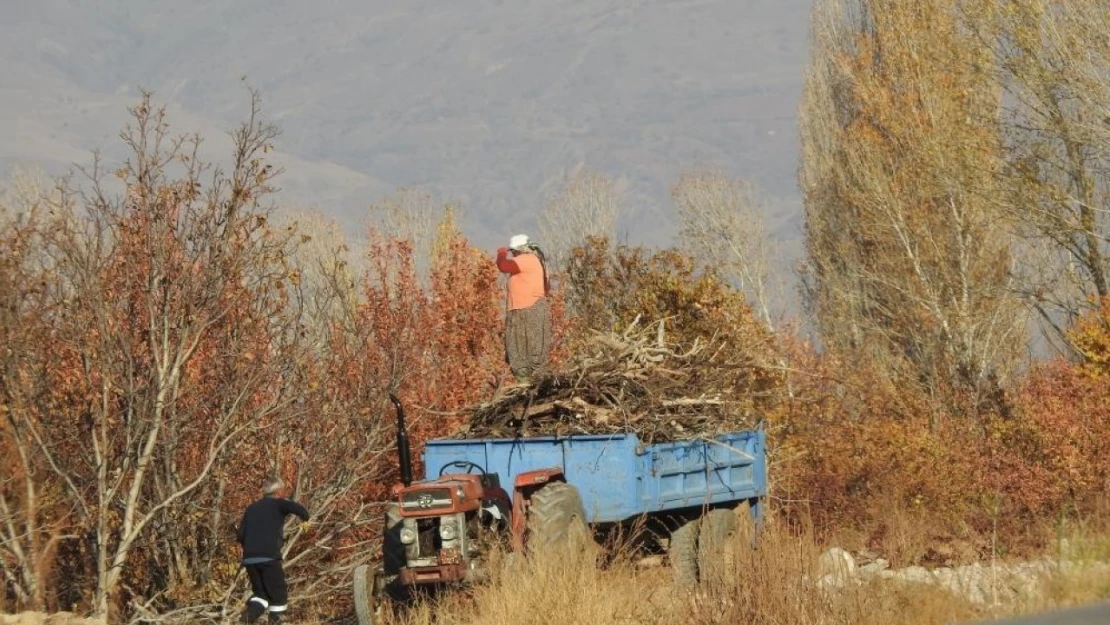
left=1, top=0, right=811, bottom=259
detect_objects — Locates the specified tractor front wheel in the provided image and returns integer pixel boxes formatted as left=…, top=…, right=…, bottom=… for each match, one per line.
left=353, top=564, right=378, bottom=625
left=526, top=481, right=591, bottom=555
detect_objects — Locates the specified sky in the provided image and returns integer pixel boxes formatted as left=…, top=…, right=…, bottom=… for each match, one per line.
left=1, top=0, right=814, bottom=307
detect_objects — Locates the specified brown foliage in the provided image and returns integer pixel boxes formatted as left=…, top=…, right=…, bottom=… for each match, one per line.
left=0, top=95, right=513, bottom=622
left=1067, top=297, right=1110, bottom=377
left=769, top=330, right=1110, bottom=563
left=565, top=237, right=771, bottom=346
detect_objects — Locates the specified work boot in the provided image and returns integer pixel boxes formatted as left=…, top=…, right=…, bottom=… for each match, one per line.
left=241, top=601, right=266, bottom=624
left=268, top=612, right=283, bottom=625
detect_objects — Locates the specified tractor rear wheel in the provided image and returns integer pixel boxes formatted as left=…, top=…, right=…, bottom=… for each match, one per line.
left=669, top=517, right=700, bottom=588
left=353, top=564, right=378, bottom=625
left=526, top=481, right=591, bottom=555
left=697, top=508, right=739, bottom=587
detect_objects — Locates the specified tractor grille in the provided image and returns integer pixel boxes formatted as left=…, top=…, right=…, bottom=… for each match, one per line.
left=416, top=518, right=438, bottom=558
left=401, top=488, right=453, bottom=512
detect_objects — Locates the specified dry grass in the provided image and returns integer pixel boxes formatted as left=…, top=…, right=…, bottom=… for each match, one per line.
left=10, top=520, right=1110, bottom=625
left=291, top=508, right=1110, bottom=625
left=383, top=520, right=995, bottom=625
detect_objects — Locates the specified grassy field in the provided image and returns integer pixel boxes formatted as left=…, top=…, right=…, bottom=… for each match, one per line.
left=353, top=520, right=1110, bottom=625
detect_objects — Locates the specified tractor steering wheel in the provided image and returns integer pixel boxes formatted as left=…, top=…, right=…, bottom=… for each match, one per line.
left=438, top=460, right=487, bottom=477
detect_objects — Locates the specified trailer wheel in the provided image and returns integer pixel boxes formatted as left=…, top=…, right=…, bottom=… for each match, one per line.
left=697, top=508, right=739, bottom=587
left=669, top=517, right=700, bottom=588
left=526, top=482, right=590, bottom=555
left=353, top=564, right=378, bottom=625
left=734, top=499, right=758, bottom=548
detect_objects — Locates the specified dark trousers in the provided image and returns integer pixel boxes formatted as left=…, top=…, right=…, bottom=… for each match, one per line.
left=504, top=298, right=552, bottom=379
left=243, top=560, right=288, bottom=622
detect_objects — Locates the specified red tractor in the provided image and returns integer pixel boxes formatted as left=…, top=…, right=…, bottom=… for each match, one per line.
left=352, top=396, right=590, bottom=625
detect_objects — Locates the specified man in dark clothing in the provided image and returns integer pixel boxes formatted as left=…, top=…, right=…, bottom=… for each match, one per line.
left=237, top=477, right=310, bottom=624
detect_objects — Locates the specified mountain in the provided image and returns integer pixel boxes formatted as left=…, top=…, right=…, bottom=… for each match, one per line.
left=1, top=0, right=812, bottom=288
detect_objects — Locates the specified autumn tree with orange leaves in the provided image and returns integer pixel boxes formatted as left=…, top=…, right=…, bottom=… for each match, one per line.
left=0, top=92, right=514, bottom=622
left=12, top=92, right=316, bottom=620
left=0, top=171, right=73, bottom=611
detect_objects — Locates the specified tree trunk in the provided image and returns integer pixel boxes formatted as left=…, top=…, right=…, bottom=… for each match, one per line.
left=93, top=517, right=110, bottom=620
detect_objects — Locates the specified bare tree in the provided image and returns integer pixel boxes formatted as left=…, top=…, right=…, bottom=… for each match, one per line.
left=0, top=94, right=491, bottom=623
left=800, top=0, right=1028, bottom=417
left=280, top=210, right=362, bottom=346
left=0, top=91, right=310, bottom=620
left=976, top=0, right=1110, bottom=348
left=671, top=170, right=778, bottom=331
left=538, top=169, right=620, bottom=273
left=366, top=188, right=451, bottom=285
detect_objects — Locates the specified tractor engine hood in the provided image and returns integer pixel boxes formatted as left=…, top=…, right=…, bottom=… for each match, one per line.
left=394, top=475, right=484, bottom=518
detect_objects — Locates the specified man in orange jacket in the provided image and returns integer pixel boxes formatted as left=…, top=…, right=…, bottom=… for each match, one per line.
left=496, top=234, right=552, bottom=385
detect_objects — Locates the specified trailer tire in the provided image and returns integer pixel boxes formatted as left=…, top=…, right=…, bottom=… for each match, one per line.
left=526, top=482, right=590, bottom=555
left=669, top=517, right=700, bottom=588
left=697, top=508, right=739, bottom=587
left=353, top=564, right=378, bottom=625
left=734, top=499, right=758, bottom=547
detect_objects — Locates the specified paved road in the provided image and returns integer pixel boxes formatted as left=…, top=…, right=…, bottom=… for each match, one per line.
left=968, top=601, right=1110, bottom=624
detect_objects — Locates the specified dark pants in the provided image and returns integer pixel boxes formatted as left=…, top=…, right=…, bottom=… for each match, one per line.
left=505, top=298, right=552, bottom=380
left=243, top=560, right=288, bottom=622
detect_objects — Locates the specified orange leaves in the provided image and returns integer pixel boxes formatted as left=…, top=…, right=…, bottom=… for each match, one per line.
left=1009, top=358, right=1110, bottom=508
left=1067, top=298, right=1110, bottom=376
left=330, top=211, right=507, bottom=453
left=773, top=328, right=1110, bottom=557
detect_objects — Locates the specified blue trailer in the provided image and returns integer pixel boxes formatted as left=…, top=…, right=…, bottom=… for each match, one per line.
left=422, top=428, right=767, bottom=526
left=353, top=397, right=768, bottom=625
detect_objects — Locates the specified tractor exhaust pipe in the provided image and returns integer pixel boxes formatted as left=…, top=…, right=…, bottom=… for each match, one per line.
left=390, top=393, right=414, bottom=487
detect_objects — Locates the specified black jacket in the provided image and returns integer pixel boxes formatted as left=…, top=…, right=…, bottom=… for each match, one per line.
left=236, top=495, right=310, bottom=561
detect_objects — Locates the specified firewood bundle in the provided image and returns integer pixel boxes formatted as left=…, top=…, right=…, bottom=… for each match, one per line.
left=450, top=319, right=767, bottom=442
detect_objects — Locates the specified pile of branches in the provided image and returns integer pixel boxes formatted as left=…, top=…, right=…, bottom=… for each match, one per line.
left=451, top=319, right=769, bottom=442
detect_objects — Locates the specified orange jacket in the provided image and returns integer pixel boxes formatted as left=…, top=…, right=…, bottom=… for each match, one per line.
left=496, top=247, right=549, bottom=310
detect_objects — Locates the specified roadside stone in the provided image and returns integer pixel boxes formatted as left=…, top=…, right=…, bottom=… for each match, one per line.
left=817, top=573, right=842, bottom=589
left=808, top=549, right=1097, bottom=607
left=818, top=547, right=857, bottom=586
left=961, top=563, right=993, bottom=604
left=932, top=566, right=955, bottom=588
left=856, top=548, right=880, bottom=564
left=859, top=558, right=889, bottom=577
left=893, top=565, right=933, bottom=585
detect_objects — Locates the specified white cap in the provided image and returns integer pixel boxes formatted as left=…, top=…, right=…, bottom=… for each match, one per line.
left=508, top=234, right=530, bottom=251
